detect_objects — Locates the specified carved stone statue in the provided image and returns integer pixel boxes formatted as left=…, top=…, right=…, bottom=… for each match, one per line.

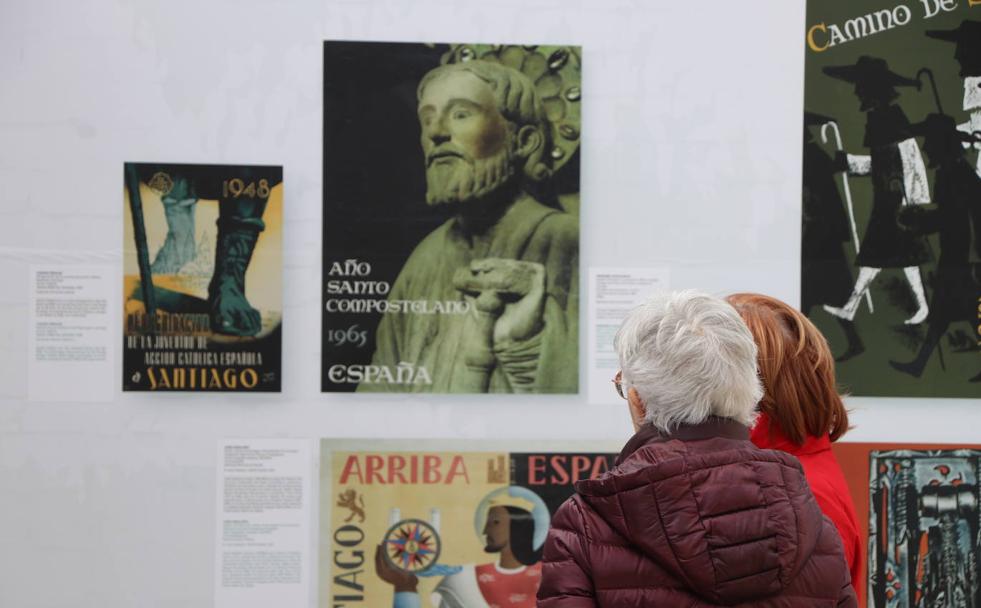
left=361, top=57, right=579, bottom=393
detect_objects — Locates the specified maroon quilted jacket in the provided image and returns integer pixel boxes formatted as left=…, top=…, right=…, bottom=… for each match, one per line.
left=538, top=418, right=858, bottom=607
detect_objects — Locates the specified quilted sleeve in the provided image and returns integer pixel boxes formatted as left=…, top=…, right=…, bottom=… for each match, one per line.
left=536, top=496, right=598, bottom=607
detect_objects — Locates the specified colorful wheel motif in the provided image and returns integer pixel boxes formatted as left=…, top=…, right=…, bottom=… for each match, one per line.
left=382, top=518, right=442, bottom=574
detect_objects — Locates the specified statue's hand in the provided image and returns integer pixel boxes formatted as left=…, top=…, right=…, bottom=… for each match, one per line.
left=374, top=544, right=418, bottom=593
left=492, top=261, right=545, bottom=345
left=454, top=258, right=545, bottom=346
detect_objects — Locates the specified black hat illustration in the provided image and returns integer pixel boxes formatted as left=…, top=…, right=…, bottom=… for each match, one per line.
left=804, top=110, right=835, bottom=126
left=925, top=20, right=981, bottom=77
left=823, top=56, right=919, bottom=88
left=911, top=112, right=981, bottom=143
left=910, top=113, right=981, bottom=164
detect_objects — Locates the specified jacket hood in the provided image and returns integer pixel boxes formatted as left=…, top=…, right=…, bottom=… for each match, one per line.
left=574, top=419, right=827, bottom=605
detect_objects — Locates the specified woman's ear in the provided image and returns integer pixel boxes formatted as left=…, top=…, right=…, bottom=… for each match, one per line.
left=627, top=387, right=646, bottom=431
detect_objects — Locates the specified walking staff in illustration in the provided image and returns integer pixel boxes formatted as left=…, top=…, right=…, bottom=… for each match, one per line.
left=821, top=56, right=932, bottom=326
left=802, top=111, right=864, bottom=361
left=926, top=20, right=981, bottom=177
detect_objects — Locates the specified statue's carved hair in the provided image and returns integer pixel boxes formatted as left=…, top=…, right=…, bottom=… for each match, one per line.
left=418, top=60, right=552, bottom=182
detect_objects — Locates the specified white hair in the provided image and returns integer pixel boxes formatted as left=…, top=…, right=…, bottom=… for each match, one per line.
left=614, top=290, right=763, bottom=433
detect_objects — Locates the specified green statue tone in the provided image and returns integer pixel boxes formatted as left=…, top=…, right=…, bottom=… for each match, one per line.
left=361, top=56, right=580, bottom=394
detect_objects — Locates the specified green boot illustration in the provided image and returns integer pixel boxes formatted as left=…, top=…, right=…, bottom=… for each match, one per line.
left=208, top=196, right=267, bottom=337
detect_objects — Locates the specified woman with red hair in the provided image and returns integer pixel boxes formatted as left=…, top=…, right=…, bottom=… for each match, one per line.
left=726, top=293, right=863, bottom=600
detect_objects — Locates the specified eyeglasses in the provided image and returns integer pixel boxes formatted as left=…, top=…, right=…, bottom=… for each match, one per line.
left=612, top=371, right=626, bottom=400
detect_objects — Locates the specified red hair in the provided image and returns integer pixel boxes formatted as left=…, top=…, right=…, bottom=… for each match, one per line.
left=726, top=293, right=849, bottom=444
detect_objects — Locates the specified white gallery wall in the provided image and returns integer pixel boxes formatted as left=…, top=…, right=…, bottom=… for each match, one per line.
left=1, top=0, right=978, bottom=606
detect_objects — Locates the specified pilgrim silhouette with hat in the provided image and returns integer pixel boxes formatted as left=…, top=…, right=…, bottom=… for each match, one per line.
left=926, top=20, right=981, bottom=176
left=802, top=110, right=864, bottom=360
left=821, top=56, right=932, bottom=326
left=889, top=113, right=981, bottom=379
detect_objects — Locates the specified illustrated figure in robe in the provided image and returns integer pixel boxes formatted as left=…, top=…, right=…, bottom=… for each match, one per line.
left=926, top=20, right=981, bottom=178
left=887, top=124, right=981, bottom=378
left=802, top=111, right=865, bottom=361
left=820, top=56, right=932, bottom=326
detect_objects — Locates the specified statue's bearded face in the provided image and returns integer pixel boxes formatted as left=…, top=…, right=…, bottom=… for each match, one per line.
left=418, top=70, right=516, bottom=206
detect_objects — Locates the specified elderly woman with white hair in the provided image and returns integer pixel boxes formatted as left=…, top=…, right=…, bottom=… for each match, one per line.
left=537, top=291, right=856, bottom=607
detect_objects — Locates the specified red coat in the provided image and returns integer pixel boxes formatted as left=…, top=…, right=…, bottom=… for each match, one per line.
left=537, top=418, right=857, bottom=607
left=750, top=414, right=863, bottom=604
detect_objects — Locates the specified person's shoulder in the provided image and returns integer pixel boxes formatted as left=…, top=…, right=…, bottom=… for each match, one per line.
left=512, top=195, right=576, bottom=235
left=811, top=512, right=856, bottom=570
left=737, top=442, right=806, bottom=471
left=799, top=450, right=854, bottom=501
left=536, top=207, right=578, bottom=239
left=799, top=454, right=860, bottom=534
left=524, top=209, right=577, bottom=259
left=550, top=494, right=592, bottom=534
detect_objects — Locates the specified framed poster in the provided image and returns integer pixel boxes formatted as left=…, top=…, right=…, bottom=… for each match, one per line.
left=318, top=439, right=617, bottom=607
left=123, top=163, right=283, bottom=391
left=321, top=42, right=581, bottom=393
left=833, top=442, right=981, bottom=607
left=801, top=3, right=981, bottom=396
